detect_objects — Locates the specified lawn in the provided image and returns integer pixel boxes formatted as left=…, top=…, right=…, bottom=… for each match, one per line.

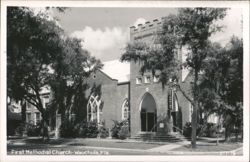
left=172, top=142, right=242, bottom=152
left=7, top=144, right=166, bottom=155
left=68, top=138, right=165, bottom=149
left=8, top=137, right=165, bottom=150
left=7, top=137, right=168, bottom=155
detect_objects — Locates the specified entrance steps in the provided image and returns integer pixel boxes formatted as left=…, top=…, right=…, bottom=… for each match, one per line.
left=130, top=132, right=190, bottom=143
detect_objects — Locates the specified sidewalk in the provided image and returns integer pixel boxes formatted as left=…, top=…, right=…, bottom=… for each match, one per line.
left=147, top=140, right=243, bottom=155
left=148, top=141, right=189, bottom=153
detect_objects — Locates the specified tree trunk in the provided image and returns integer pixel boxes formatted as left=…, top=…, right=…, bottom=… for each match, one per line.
left=191, top=101, right=198, bottom=148
left=235, top=131, right=238, bottom=142
left=191, top=70, right=199, bottom=148
left=225, top=126, right=231, bottom=142
left=41, top=112, right=50, bottom=141
left=21, top=99, right=26, bottom=123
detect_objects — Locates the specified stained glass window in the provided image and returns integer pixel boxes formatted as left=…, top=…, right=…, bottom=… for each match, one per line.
left=87, top=94, right=102, bottom=123
left=122, top=99, right=129, bottom=120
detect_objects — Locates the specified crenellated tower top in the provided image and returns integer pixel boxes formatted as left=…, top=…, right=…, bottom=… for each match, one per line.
left=129, top=18, right=166, bottom=43
left=129, top=17, right=189, bottom=82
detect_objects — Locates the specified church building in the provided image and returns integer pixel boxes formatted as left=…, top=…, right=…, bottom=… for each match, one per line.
left=84, top=18, right=193, bottom=137
left=23, top=17, right=193, bottom=138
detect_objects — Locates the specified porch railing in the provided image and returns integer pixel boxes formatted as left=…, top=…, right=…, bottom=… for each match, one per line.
left=150, top=123, right=158, bottom=132
left=172, top=125, right=183, bottom=134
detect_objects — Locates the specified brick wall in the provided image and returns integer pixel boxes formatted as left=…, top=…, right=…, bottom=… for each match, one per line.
left=116, top=82, right=130, bottom=121
left=129, top=17, right=193, bottom=136
left=86, top=70, right=130, bottom=129
left=129, top=61, right=171, bottom=136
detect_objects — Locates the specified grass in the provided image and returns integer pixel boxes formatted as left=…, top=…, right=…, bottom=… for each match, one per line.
left=69, top=138, right=164, bottom=149
left=172, top=142, right=242, bottom=152
left=8, top=137, right=164, bottom=150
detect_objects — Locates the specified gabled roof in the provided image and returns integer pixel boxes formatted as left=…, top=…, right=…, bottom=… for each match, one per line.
left=100, top=59, right=130, bottom=83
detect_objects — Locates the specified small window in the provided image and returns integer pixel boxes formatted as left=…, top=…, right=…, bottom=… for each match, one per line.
left=144, top=76, right=151, bottom=83
left=43, top=97, right=50, bottom=109
left=26, top=101, right=32, bottom=109
left=153, top=75, right=160, bottom=83
left=136, top=77, right=142, bottom=84
left=93, top=74, right=96, bottom=79
left=35, top=112, right=41, bottom=125
left=26, top=113, right=31, bottom=123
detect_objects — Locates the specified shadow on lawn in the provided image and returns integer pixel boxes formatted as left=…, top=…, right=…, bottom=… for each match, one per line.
left=68, top=143, right=86, bottom=146
left=183, top=144, right=217, bottom=148
left=197, top=138, right=225, bottom=143
left=115, top=141, right=164, bottom=145
left=23, top=138, right=71, bottom=145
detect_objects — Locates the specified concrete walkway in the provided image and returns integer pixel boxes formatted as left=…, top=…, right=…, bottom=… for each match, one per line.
left=147, top=140, right=243, bottom=155
left=148, top=141, right=190, bottom=153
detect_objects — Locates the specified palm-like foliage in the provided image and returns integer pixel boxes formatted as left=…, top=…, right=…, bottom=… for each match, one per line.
left=121, top=31, right=179, bottom=88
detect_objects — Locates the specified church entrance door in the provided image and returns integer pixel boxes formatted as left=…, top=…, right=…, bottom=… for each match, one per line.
left=140, top=93, right=157, bottom=132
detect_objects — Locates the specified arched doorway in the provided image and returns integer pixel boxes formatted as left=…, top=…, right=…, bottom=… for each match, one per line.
left=140, top=93, right=157, bottom=132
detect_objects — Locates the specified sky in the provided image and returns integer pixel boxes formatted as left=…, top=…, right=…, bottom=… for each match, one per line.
left=52, top=8, right=242, bottom=62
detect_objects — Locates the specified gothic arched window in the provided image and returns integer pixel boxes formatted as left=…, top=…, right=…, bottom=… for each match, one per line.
left=122, top=99, right=129, bottom=120
left=87, top=94, right=102, bottom=123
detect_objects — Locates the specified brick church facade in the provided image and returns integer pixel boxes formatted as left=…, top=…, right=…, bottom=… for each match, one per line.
left=23, top=17, right=194, bottom=137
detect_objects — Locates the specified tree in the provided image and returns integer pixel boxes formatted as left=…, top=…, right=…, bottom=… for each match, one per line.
left=7, top=7, right=74, bottom=139
left=199, top=37, right=243, bottom=141
left=49, top=37, right=102, bottom=126
left=7, top=7, right=63, bottom=120
left=121, top=8, right=227, bottom=148
left=7, top=7, right=102, bottom=139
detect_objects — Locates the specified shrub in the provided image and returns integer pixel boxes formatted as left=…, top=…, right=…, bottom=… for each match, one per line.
left=15, top=123, right=26, bottom=136
left=183, top=122, right=192, bottom=137
left=98, top=126, right=109, bottom=138
left=118, top=125, right=130, bottom=140
left=183, top=122, right=202, bottom=138
left=26, top=123, right=41, bottom=137
left=60, top=121, right=77, bottom=138
left=60, top=119, right=110, bottom=138
left=202, top=123, right=218, bottom=138
left=111, top=119, right=129, bottom=139
left=111, top=120, right=121, bottom=138
left=86, top=121, right=99, bottom=138
left=8, top=120, right=22, bottom=136
left=75, top=120, right=99, bottom=138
